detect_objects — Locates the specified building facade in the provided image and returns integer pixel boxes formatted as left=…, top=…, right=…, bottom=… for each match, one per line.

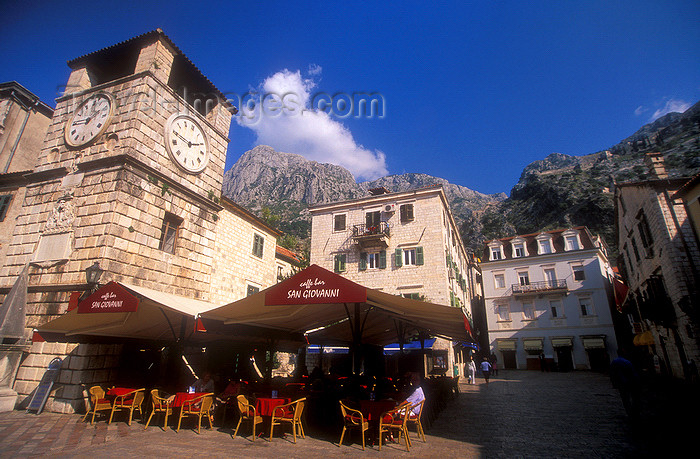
left=0, top=30, right=283, bottom=413
left=308, top=185, right=480, bottom=374
left=481, top=227, right=618, bottom=371
left=615, top=154, right=700, bottom=379
left=0, top=82, right=54, bottom=270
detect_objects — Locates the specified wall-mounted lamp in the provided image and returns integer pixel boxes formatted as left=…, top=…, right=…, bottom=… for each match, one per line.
left=85, top=262, right=104, bottom=287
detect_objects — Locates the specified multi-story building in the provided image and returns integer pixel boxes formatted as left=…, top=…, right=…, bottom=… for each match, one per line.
left=308, top=185, right=480, bottom=374
left=614, top=153, right=700, bottom=379
left=0, top=30, right=284, bottom=413
left=481, top=227, right=618, bottom=371
left=0, top=82, right=54, bottom=269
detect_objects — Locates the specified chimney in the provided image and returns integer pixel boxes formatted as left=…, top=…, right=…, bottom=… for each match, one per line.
left=644, top=152, right=668, bottom=180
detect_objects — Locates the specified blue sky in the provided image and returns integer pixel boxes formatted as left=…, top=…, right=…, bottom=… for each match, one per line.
left=1, top=0, right=698, bottom=194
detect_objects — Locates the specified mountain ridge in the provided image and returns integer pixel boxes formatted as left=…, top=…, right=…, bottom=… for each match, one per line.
left=222, top=101, right=700, bottom=259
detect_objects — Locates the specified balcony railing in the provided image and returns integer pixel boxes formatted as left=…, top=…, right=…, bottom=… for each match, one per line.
left=352, top=222, right=391, bottom=247
left=512, top=279, right=567, bottom=295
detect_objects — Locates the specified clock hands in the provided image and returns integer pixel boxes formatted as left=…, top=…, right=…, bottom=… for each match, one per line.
left=173, top=130, right=204, bottom=148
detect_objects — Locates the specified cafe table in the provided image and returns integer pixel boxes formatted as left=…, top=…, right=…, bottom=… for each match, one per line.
left=359, top=399, right=397, bottom=422
left=172, top=392, right=209, bottom=408
left=107, top=387, right=138, bottom=398
left=255, top=397, right=291, bottom=417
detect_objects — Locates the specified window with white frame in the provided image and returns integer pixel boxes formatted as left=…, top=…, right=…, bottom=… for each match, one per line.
left=572, top=264, right=586, bottom=281
left=549, top=299, right=562, bottom=318
left=518, top=271, right=530, bottom=286
left=496, top=303, right=511, bottom=321
left=494, top=273, right=506, bottom=289
left=544, top=268, right=557, bottom=287
left=563, top=229, right=581, bottom=251
left=579, top=296, right=594, bottom=316
left=536, top=233, right=554, bottom=255
left=522, top=301, right=535, bottom=320
left=395, top=247, right=424, bottom=267
left=360, top=250, right=386, bottom=270
left=511, top=237, right=528, bottom=258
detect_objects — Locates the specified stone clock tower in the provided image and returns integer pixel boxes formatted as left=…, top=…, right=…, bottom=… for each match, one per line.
left=0, top=30, right=235, bottom=412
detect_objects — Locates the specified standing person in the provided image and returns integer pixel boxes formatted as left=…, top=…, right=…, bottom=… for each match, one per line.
left=609, top=350, right=641, bottom=419
left=490, top=352, right=498, bottom=376
left=480, top=357, right=493, bottom=384
left=467, top=356, right=477, bottom=384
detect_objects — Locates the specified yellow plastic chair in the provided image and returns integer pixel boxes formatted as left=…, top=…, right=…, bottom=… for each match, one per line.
left=109, top=388, right=145, bottom=425
left=82, top=386, right=113, bottom=425
left=406, top=400, right=426, bottom=442
left=378, top=402, right=411, bottom=452
left=176, top=393, right=214, bottom=434
left=269, top=397, right=306, bottom=443
left=339, top=400, right=369, bottom=450
left=144, top=389, right=175, bottom=430
left=232, top=394, right=263, bottom=441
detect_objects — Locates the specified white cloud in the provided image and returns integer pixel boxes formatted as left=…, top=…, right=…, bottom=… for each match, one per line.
left=633, top=105, right=647, bottom=116
left=648, top=99, right=691, bottom=122
left=236, top=69, right=388, bottom=181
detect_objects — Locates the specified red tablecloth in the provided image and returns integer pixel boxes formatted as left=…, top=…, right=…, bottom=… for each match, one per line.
left=172, top=392, right=208, bottom=408
left=255, top=397, right=290, bottom=416
left=360, top=400, right=397, bottom=421
left=107, top=387, right=137, bottom=398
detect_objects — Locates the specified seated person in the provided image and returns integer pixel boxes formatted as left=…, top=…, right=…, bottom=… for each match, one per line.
left=401, top=372, right=425, bottom=416
left=219, top=377, right=241, bottom=401
left=192, top=372, right=215, bottom=393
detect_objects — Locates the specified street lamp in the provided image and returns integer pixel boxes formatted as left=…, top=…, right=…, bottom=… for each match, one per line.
left=85, top=262, right=104, bottom=287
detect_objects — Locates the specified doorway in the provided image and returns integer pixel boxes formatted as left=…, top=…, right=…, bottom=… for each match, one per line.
left=501, top=350, right=517, bottom=369
left=554, top=346, right=573, bottom=372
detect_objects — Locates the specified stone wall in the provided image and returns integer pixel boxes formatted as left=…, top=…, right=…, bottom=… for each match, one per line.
left=209, top=200, right=278, bottom=305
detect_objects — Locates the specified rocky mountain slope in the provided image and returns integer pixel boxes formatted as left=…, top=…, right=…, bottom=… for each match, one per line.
left=222, top=101, right=700, bottom=260
left=222, top=145, right=505, bottom=252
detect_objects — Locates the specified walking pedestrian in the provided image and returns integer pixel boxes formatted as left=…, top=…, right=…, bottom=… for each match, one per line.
left=467, top=356, right=476, bottom=384
left=480, top=357, right=492, bottom=384
left=490, top=352, right=498, bottom=376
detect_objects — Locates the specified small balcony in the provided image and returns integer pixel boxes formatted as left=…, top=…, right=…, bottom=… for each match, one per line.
left=512, top=280, right=567, bottom=296
left=352, top=222, right=391, bottom=248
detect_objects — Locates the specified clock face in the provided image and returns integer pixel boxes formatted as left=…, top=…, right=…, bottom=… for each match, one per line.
left=164, top=114, right=209, bottom=173
left=65, top=93, right=114, bottom=147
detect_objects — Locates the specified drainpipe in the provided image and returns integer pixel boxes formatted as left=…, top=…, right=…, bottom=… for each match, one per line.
left=3, top=90, right=39, bottom=173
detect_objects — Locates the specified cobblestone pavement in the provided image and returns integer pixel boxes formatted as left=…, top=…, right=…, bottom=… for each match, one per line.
left=0, top=370, right=694, bottom=458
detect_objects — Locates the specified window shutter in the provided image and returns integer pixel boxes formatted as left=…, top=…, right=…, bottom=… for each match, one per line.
left=335, top=254, right=346, bottom=273
left=416, top=246, right=424, bottom=265
left=395, top=248, right=403, bottom=267
left=379, top=250, right=386, bottom=269
left=359, top=252, right=367, bottom=271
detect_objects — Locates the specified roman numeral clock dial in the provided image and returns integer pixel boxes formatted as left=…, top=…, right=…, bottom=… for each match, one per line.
left=64, top=93, right=114, bottom=148
left=164, top=113, right=209, bottom=174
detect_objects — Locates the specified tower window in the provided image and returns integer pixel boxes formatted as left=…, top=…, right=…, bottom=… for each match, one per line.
left=158, top=213, right=183, bottom=254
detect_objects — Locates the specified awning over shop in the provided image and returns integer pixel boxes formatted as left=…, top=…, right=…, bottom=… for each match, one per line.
left=523, top=338, right=544, bottom=351
left=633, top=330, right=655, bottom=346
left=36, top=281, right=305, bottom=349
left=496, top=339, right=517, bottom=351
left=551, top=337, right=573, bottom=348
left=202, top=265, right=474, bottom=348
left=581, top=336, right=606, bottom=349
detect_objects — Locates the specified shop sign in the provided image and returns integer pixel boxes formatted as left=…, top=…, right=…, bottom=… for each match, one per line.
left=78, top=282, right=139, bottom=313
left=265, top=264, right=366, bottom=305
